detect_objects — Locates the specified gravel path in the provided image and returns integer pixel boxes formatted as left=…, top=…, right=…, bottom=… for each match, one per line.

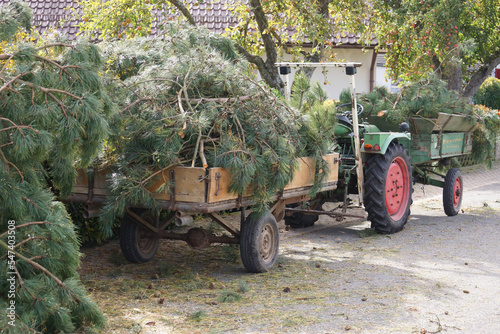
left=279, top=162, right=500, bottom=333
left=80, top=163, right=500, bottom=334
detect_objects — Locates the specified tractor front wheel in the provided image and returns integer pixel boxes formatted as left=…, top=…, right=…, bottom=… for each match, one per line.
left=364, top=142, right=413, bottom=234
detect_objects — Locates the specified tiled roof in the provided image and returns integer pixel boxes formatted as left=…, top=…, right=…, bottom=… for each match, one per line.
left=0, top=0, right=372, bottom=45
left=4, top=0, right=81, bottom=38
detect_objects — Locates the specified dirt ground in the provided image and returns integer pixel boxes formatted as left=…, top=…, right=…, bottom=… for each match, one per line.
left=79, top=163, right=500, bottom=334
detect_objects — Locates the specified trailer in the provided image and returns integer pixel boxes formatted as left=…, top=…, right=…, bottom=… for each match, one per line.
left=70, top=153, right=356, bottom=273
left=68, top=63, right=478, bottom=273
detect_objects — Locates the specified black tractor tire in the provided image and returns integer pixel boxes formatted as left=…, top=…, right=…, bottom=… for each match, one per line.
left=364, top=142, right=413, bottom=234
left=120, top=209, right=159, bottom=263
left=284, top=204, right=319, bottom=228
left=240, top=211, right=279, bottom=273
left=443, top=168, right=463, bottom=216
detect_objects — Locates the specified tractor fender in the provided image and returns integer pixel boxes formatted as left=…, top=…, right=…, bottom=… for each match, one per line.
left=361, top=132, right=411, bottom=156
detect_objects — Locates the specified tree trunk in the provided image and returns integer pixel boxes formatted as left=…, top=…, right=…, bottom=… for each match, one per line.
left=168, top=0, right=196, bottom=25
left=236, top=0, right=283, bottom=92
left=442, top=60, right=463, bottom=95
left=463, top=54, right=500, bottom=100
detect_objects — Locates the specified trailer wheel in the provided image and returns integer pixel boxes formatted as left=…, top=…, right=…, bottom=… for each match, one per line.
left=443, top=168, right=462, bottom=216
left=364, top=142, right=413, bottom=234
left=120, top=209, right=159, bottom=263
left=240, top=211, right=279, bottom=273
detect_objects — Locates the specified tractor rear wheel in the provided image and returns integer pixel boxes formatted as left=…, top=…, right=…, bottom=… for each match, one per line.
left=364, top=142, right=413, bottom=234
left=284, top=203, right=319, bottom=228
left=443, top=168, right=462, bottom=216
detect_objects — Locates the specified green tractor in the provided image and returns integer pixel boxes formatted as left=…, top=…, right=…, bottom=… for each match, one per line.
left=278, top=62, right=472, bottom=233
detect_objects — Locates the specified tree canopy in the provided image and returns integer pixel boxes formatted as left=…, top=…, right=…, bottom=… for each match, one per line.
left=370, top=0, right=500, bottom=98
left=75, top=0, right=500, bottom=97
left=76, top=0, right=370, bottom=91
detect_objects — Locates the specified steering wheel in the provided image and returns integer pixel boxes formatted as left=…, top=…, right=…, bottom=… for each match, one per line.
left=336, top=103, right=364, bottom=119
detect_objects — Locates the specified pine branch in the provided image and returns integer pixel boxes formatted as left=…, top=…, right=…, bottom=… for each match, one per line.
left=35, top=43, right=75, bottom=51
left=35, top=55, right=81, bottom=79
left=22, top=196, right=40, bottom=209
left=0, top=141, right=13, bottom=148
left=13, top=263, right=41, bottom=303
left=218, top=149, right=254, bottom=160
left=0, top=72, right=27, bottom=92
left=0, top=117, right=34, bottom=137
left=191, top=127, right=202, bottom=167
left=15, top=236, right=51, bottom=249
left=17, top=79, right=84, bottom=101
left=0, top=147, right=23, bottom=180
left=0, top=221, right=51, bottom=239
left=0, top=239, right=82, bottom=304
left=199, top=138, right=208, bottom=169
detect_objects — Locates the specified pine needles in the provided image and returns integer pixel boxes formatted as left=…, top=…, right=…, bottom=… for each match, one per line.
left=1, top=3, right=107, bottom=332
left=345, top=76, right=500, bottom=166
left=98, top=24, right=335, bottom=232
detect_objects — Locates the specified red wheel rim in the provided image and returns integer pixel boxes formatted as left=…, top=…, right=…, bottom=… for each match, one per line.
left=385, top=157, right=410, bottom=220
left=453, top=177, right=462, bottom=208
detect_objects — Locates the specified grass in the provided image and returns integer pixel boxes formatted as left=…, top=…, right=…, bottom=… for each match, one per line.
left=218, top=291, right=242, bottom=303
left=189, top=310, right=206, bottom=322
left=77, top=209, right=461, bottom=334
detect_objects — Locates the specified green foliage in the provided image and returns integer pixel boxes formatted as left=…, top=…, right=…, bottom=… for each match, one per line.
left=218, top=291, right=242, bottom=303
left=474, top=77, right=500, bottom=110
left=470, top=105, right=500, bottom=168
left=368, top=0, right=500, bottom=92
left=354, top=77, right=500, bottom=167
left=0, top=0, right=32, bottom=41
left=386, top=76, right=472, bottom=124
left=0, top=3, right=108, bottom=332
left=97, top=24, right=333, bottom=235
left=290, top=72, right=337, bottom=195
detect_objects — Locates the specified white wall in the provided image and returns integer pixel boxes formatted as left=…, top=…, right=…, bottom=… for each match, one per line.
left=278, top=48, right=376, bottom=100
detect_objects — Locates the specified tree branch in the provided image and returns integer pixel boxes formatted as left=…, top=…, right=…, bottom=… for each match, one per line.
left=168, top=0, right=196, bottom=25
left=0, top=148, right=23, bottom=180
left=0, top=117, right=35, bottom=137
left=35, top=55, right=81, bottom=78
left=35, top=43, right=75, bottom=51
left=463, top=53, right=500, bottom=99
left=17, top=79, right=84, bottom=101
left=242, top=0, right=283, bottom=91
left=0, top=221, right=51, bottom=239
left=0, top=72, right=26, bottom=92
left=0, top=239, right=82, bottom=304
left=249, top=0, right=277, bottom=66
left=15, top=236, right=51, bottom=249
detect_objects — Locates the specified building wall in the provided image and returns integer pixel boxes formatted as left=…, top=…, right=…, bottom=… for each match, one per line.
left=279, top=49, right=376, bottom=101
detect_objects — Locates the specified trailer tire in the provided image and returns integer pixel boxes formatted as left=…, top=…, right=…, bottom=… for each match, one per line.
left=364, top=142, right=413, bottom=234
left=240, top=211, right=279, bottom=273
left=120, top=209, right=159, bottom=263
left=443, top=168, right=462, bottom=216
